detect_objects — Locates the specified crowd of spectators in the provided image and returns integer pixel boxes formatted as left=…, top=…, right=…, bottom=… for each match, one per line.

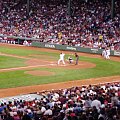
left=0, top=1, right=120, bottom=120
left=0, top=82, right=120, bottom=120
left=0, top=0, right=120, bottom=50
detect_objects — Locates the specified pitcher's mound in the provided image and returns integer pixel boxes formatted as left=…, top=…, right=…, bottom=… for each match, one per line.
left=25, top=70, right=55, bottom=76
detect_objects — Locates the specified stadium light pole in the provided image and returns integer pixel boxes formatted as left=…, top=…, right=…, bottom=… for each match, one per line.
left=27, top=0, right=30, bottom=17
left=111, top=0, right=115, bottom=19
left=68, top=0, right=71, bottom=16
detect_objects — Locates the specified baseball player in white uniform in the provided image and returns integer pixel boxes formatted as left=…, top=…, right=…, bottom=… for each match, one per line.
left=106, top=48, right=110, bottom=59
left=58, top=52, right=65, bottom=65
left=102, top=49, right=107, bottom=59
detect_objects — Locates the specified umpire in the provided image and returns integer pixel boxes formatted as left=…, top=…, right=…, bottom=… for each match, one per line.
left=75, top=53, right=79, bottom=65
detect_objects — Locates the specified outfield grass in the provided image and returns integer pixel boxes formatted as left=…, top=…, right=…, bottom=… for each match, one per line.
left=0, top=46, right=120, bottom=89
left=0, top=56, right=26, bottom=69
left=0, top=46, right=58, bottom=58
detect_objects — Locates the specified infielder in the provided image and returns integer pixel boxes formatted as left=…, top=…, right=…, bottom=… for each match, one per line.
left=102, top=48, right=110, bottom=59
left=58, top=52, right=65, bottom=65
left=106, top=48, right=110, bottom=59
left=102, top=49, right=107, bottom=59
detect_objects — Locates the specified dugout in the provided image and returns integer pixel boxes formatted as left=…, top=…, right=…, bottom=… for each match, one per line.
left=0, top=34, right=33, bottom=45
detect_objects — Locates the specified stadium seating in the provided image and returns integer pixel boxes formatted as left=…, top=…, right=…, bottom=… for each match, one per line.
left=0, top=82, right=120, bottom=120
left=0, top=0, right=120, bottom=50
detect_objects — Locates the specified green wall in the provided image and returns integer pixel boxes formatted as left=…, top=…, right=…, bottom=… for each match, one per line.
left=32, top=42, right=120, bottom=56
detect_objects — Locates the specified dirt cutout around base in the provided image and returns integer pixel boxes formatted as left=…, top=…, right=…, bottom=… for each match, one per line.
left=25, top=70, right=55, bottom=76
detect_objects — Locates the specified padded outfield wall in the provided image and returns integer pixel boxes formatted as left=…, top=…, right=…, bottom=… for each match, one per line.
left=32, top=41, right=120, bottom=56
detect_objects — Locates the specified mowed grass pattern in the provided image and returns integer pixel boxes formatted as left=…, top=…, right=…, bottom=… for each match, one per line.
left=0, top=56, right=26, bottom=69
left=0, top=46, right=120, bottom=89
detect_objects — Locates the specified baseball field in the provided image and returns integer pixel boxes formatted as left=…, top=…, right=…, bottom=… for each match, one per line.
left=0, top=43, right=120, bottom=98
